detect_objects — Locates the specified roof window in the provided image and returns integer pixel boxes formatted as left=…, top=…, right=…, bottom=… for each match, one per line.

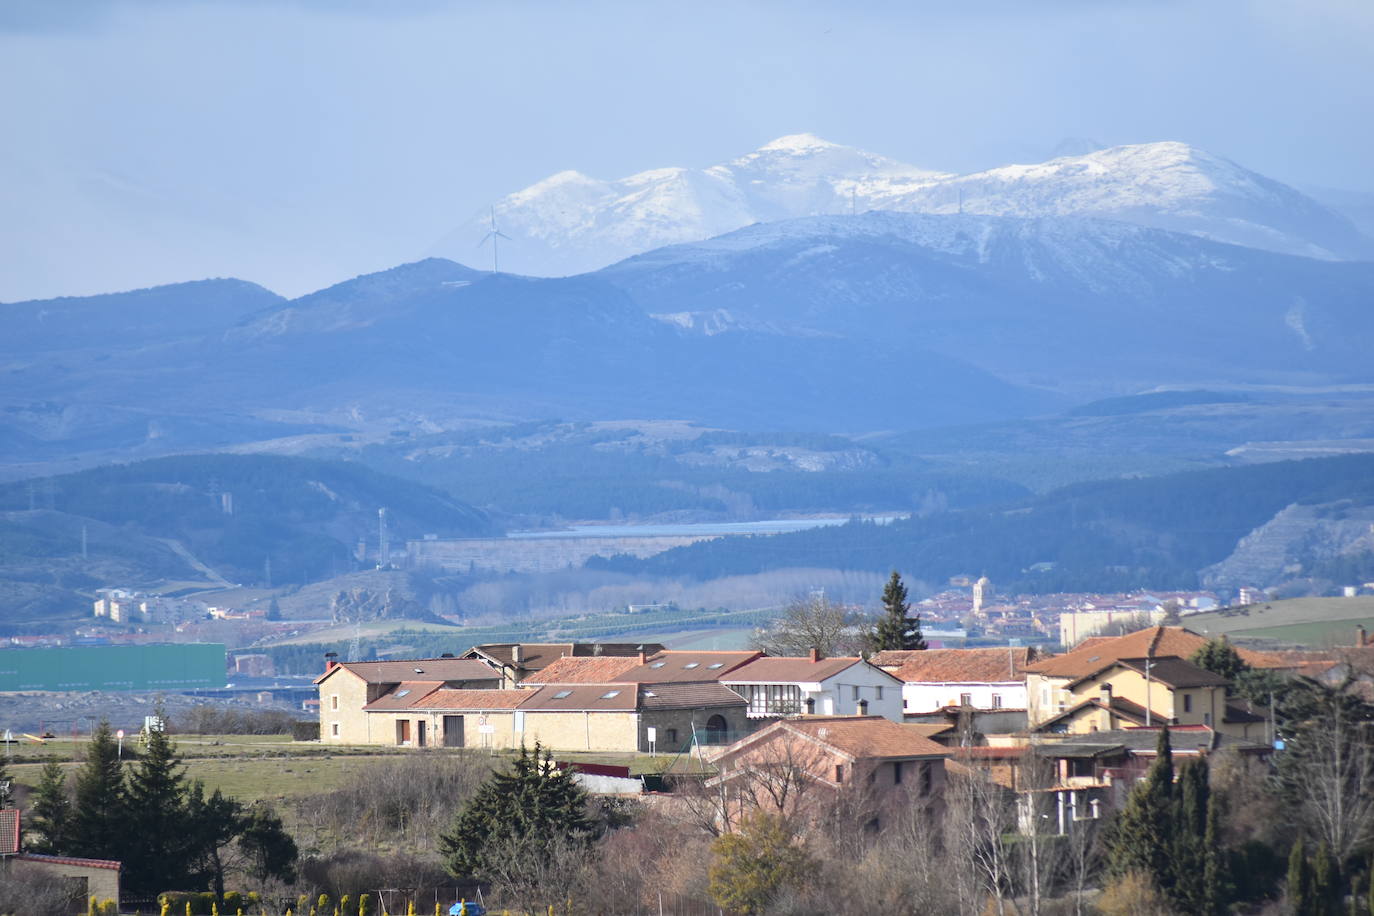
left=650, top=661, right=667, bottom=668
left=394, top=689, right=411, bottom=698
left=601, top=690, right=622, bottom=699
left=683, top=662, right=700, bottom=669
left=708, top=662, right=725, bottom=669
left=553, top=690, right=573, bottom=699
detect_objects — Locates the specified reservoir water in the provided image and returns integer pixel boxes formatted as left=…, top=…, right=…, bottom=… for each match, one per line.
left=508, top=516, right=902, bottom=540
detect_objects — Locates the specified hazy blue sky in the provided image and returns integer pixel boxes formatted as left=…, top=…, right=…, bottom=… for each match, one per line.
left=2, top=0, right=1371, bottom=300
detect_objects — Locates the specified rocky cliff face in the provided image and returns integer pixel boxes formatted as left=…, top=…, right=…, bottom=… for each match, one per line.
left=1201, top=502, right=1374, bottom=588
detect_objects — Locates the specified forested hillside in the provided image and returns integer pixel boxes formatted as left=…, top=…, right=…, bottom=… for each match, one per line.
left=590, top=454, right=1374, bottom=592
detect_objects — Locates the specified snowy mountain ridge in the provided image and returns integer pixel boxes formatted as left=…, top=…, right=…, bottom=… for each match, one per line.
left=433, top=135, right=1372, bottom=276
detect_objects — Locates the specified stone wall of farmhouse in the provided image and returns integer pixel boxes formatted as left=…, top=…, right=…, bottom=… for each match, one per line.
left=320, top=671, right=373, bottom=744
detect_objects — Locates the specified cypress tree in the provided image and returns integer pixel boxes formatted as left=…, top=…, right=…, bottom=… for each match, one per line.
left=867, top=570, right=926, bottom=652
left=25, top=758, right=72, bottom=854
left=1171, top=759, right=1209, bottom=912
left=1201, top=779, right=1231, bottom=916
left=68, top=720, right=127, bottom=861
left=124, top=716, right=191, bottom=893
left=1289, top=836, right=1313, bottom=916
left=1106, top=727, right=1176, bottom=889
left=1312, top=840, right=1339, bottom=916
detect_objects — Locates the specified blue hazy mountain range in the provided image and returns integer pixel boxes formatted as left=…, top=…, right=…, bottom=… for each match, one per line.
left=3, top=212, right=1374, bottom=467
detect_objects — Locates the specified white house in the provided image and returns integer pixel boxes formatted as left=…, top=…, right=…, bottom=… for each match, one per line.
left=872, top=647, right=1033, bottom=714
left=720, top=651, right=905, bottom=722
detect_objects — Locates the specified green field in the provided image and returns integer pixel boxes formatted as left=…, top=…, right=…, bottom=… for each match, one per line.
left=1184, top=596, right=1374, bottom=647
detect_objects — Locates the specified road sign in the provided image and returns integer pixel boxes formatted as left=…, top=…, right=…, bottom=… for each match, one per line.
left=478, top=724, right=495, bottom=735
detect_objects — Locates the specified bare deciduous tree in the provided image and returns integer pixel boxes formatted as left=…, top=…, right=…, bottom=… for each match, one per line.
left=751, top=593, right=868, bottom=657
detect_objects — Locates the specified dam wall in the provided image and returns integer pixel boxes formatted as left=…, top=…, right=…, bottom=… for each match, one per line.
left=407, top=533, right=720, bottom=575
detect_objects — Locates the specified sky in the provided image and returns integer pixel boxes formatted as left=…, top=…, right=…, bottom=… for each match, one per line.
left=2, top=0, right=1372, bottom=301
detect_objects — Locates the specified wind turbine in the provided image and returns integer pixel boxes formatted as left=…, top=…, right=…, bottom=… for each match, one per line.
left=478, top=206, right=511, bottom=274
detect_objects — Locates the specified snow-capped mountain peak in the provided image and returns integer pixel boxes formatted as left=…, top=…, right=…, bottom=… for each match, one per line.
left=431, top=136, right=1372, bottom=277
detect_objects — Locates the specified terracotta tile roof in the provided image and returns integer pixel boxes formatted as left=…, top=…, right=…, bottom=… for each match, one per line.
left=465, top=643, right=664, bottom=671
left=517, top=684, right=638, bottom=711
left=723, top=657, right=897, bottom=684
left=615, top=650, right=762, bottom=683
left=638, top=683, right=746, bottom=709
left=1112, top=657, right=1231, bottom=689
left=1028, top=627, right=1279, bottom=679
left=901, top=723, right=955, bottom=740
left=411, top=689, right=528, bottom=710
left=882, top=648, right=1033, bottom=684
left=0, top=808, right=18, bottom=857
left=1036, top=695, right=1168, bottom=731
left=362, top=681, right=444, bottom=711
left=316, top=658, right=499, bottom=685
left=520, top=656, right=643, bottom=686
left=17, top=853, right=121, bottom=871
left=779, top=716, right=950, bottom=760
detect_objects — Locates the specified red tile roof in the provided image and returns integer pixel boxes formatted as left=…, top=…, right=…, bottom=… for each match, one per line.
left=361, top=681, right=444, bottom=711
left=774, top=716, right=949, bottom=760
left=614, top=650, right=762, bottom=683
left=521, top=656, right=643, bottom=685
left=464, top=643, right=665, bottom=671
left=0, top=808, right=18, bottom=857
left=880, top=648, right=1033, bottom=684
left=723, top=656, right=894, bottom=684
left=638, top=683, right=746, bottom=709
left=18, top=853, right=122, bottom=871
left=411, top=689, right=528, bottom=710
left=1027, top=627, right=1283, bottom=679
left=316, top=658, right=499, bottom=685
left=516, top=684, right=638, bottom=711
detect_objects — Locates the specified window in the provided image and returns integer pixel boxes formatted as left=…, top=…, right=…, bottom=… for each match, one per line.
left=331, top=722, right=340, bottom=737
left=992, top=693, right=1003, bottom=708
left=394, top=689, right=411, bottom=699
left=683, top=662, right=700, bottom=669
left=330, top=695, right=339, bottom=711
left=708, top=662, right=725, bottom=669
left=600, top=690, right=621, bottom=699
left=650, top=661, right=667, bottom=668
left=852, top=685, right=860, bottom=700
left=876, top=686, right=883, bottom=700
left=553, top=690, right=573, bottom=699
left=920, top=762, right=933, bottom=797
left=893, top=761, right=903, bottom=784
left=743, top=684, right=802, bottom=716
left=1183, top=693, right=1193, bottom=713
left=834, top=764, right=844, bottom=783
left=960, top=693, right=973, bottom=706
left=665, top=728, right=678, bottom=744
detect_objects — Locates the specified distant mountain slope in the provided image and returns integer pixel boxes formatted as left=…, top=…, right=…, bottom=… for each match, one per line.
left=0, top=454, right=499, bottom=591
left=433, top=135, right=1372, bottom=276
left=603, top=212, right=1374, bottom=393
left=0, top=278, right=283, bottom=360
left=589, top=454, right=1374, bottom=594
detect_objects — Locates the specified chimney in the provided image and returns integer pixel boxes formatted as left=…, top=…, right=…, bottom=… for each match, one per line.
left=809, top=647, right=820, bottom=663
left=857, top=699, right=868, bottom=716
left=1358, top=625, right=1368, bottom=648
left=638, top=650, right=648, bottom=665
left=512, top=644, right=524, bottom=665
left=1099, top=683, right=1112, bottom=704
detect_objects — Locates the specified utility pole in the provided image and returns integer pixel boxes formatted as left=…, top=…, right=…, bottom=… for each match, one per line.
left=1144, top=657, right=1155, bottom=727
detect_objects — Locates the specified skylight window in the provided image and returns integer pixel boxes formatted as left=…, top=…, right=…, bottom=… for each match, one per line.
left=394, top=689, right=411, bottom=698
left=683, top=662, right=700, bottom=669
left=553, top=690, right=573, bottom=699
left=650, top=661, right=667, bottom=668
left=708, top=663, right=725, bottom=669
left=600, top=690, right=621, bottom=699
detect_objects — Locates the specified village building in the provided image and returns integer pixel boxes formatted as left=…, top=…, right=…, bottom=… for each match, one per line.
left=719, top=652, right=904, bottom=721
left=872, top=647, right=1034, bottom=714
left=461, top=642, right=665, bottom=688
left=0, top=809, right=122, bottom=904
left=706, top=716, right=950, bottom=826
left=316, top=657, right=501, bottom=745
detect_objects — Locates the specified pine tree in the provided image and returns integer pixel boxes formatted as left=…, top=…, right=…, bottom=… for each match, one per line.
left=69, top=720, right=127, bottom=861
left=1201, top=778, right=1231, bottom=916
left=238, top=802, right=298, bottom=884
left=124, top=713, right=192, bottom=893
left=1190, top=638, right=1249, bottom=682
left=867, top=570, right=926, bottom=652
left=439, top=743, right=594, bottom=885
left=1171, top=759, right=1209, bottom=912
left=1106, top=727, right=1176, bottom=890
left=25, top=758, right=72, bottom=853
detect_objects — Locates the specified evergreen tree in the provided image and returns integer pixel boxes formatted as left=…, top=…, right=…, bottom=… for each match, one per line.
left=1190, top=638, right=1249, bottom=682
left=1289, top=836, right=1313, bottom=916
left=124, top=715, right=191, bottom=893
left=25, top=758, right=72, bottom=854
left=238, top=802, right=298, bottom=884
left=0, top=755, right=11, bottom=808
left=1106, top=727, right=1176, bottom=890
left=183, top=781, right=245, bottom=899
left=866, top=570, right=926, bottom=652
left=439, top=743, right=594, bottom=885
left=69, top=720, right=127, bottom=861
left=266, top=597, right=281, bottom=621
left=1201, top=778, right=1232, bottom=916
left=1171, top=759, right=1210, bottom=913
left=1312, top=840, right=1339, bottom=916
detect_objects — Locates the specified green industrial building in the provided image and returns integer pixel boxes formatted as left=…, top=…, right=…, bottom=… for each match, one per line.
left=0, top=643, right=226, bottom=692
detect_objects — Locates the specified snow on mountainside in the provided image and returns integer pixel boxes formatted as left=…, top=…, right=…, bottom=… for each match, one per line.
left=431, top=136, right=1372, bottom=276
